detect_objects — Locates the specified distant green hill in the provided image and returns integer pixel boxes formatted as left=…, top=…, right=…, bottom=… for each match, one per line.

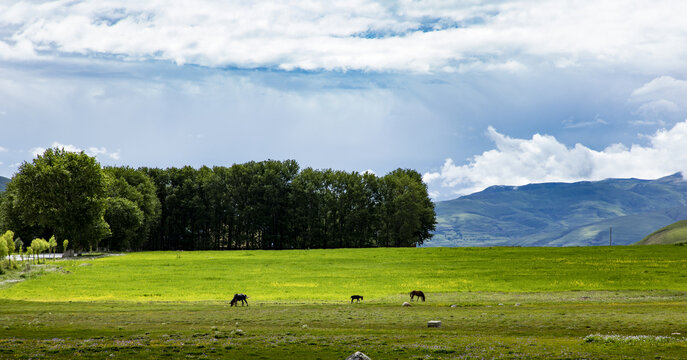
left=636, top=220, right=687, bottom=245
left=429, top=173, right=687, bottom=247
left=0, top=175, right=9, bottom=192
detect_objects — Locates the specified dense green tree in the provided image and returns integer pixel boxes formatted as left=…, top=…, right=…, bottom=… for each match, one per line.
left=0, top=239, right=7, bottom=267
left=48, top=235, right=57, bottom=260
left=140, top=162, right=435, bottom=250
left=379, top=169, right=437, bottom=247
left=103, top=167, right=161, bottom=250
left=3, top=157, right=434, bottom=251
left=2, top=230, right=15, bottom=266
left=103, top=197, right=144, bottom=251
left=30, top=238, right=49, bottom=262
left=3, top=148, right=110, bottom=251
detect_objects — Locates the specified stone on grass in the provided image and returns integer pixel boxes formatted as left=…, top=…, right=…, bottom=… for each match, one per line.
left=345, top=351, right=371, bottom=360
left=450, top=304, right=457, bottom=308
left=402, top=302, right=411, bottom=307
left=428, top=320, right=442, bottom=328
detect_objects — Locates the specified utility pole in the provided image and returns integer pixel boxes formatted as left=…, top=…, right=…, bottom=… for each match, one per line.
left=609, top=226, right=612, bottom=246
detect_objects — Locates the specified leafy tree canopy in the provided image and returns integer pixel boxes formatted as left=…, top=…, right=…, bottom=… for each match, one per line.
left=2, top=148, right=110, bottom=250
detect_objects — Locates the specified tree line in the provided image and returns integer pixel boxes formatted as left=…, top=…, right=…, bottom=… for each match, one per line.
left=0, top=148, right=436, bottom=252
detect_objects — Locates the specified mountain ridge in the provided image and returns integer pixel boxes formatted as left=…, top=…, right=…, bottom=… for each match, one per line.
left=428, top=173, right=687, bottom=247
left=0, top=176, right=9, bottom=192
left=636, top=219, right=687, bottom=245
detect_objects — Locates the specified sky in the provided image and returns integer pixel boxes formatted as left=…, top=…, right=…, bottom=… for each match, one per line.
left=1, top=0, right=687, bottom=200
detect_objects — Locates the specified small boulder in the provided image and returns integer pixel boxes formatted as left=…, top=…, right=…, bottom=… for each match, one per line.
left=428, top=320, right=442, bottom=328
left=345, top=351, right=371, bottom=360
left=450, top=304, right=457, bottom=308
left=402, top=302, right=411, bottom=307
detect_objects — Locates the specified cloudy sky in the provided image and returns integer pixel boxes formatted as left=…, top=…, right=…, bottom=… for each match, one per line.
left=2, top=0, right=687, bottom=200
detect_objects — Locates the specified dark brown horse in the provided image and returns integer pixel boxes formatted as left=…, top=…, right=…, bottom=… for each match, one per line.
left=350, top=295, right=363, bottom=303
left=230, top=293, right=249, bottom=306
left=409, top=290, right=425, bottom=302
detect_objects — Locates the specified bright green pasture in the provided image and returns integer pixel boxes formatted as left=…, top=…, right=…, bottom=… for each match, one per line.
left=2, top=245, right=687, bottom=302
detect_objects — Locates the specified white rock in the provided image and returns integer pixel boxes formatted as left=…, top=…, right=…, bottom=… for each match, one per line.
left=345, top=351, right=371, bottom=360
left=427, top=320, right=442, bottom=328
left=402, top=302, right=411, bottom=307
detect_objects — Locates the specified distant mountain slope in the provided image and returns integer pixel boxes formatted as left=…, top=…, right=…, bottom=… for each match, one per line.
left=635, top=220, right=687, bottom=245
left=429, top=173, right=687, bottom=247
left=0, top=176, right=9, bottom=192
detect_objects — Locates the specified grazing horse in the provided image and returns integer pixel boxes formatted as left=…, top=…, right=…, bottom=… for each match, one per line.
left=409, top=290, right=425, bottom=302
left=230, top=293, right=249, bottom=306
left=350, top=295, right=363, bottom=303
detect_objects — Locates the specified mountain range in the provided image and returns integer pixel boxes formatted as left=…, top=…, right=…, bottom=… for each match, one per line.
left=0, top=176, right=9, bottom=192
left=428, top=173, right=687, bottom=247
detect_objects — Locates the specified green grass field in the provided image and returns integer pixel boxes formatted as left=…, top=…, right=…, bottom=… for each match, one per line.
left=2, top=246, right=687, bottom=359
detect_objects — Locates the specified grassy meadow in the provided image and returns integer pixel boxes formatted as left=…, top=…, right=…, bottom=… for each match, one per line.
left=2, top=245, right=687, bottom=359
left=3, top=246, right=687, bottom=302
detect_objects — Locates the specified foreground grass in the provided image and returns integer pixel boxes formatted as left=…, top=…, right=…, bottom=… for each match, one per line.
left=2, top=246, right=687, bottom=302
left=1, top=293, right=686, bottom=359
left=2, top=246, right=687, bottom=358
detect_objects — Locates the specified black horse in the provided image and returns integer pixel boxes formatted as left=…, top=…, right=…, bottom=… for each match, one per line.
left=350, top=295, right=363, bottom=303
left=409, top=290, right=425, bottom=302
left=230, top=293, right=249, bottom=306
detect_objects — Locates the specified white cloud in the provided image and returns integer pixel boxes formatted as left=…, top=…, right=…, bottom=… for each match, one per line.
left=0, top=146, right=7, bottom=152
left=30, top=142, right=120, bottom=161
left=1, top=1, right=686, bottom=73
left=29, top=146, right=45, bottom=157
left=562, top=114, right=608, bottom=129
left=631, top=76, right=687, bottom=99
left=630, top=76, right=687, bottom=122
left=424, top=120, right=687, bottom=198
